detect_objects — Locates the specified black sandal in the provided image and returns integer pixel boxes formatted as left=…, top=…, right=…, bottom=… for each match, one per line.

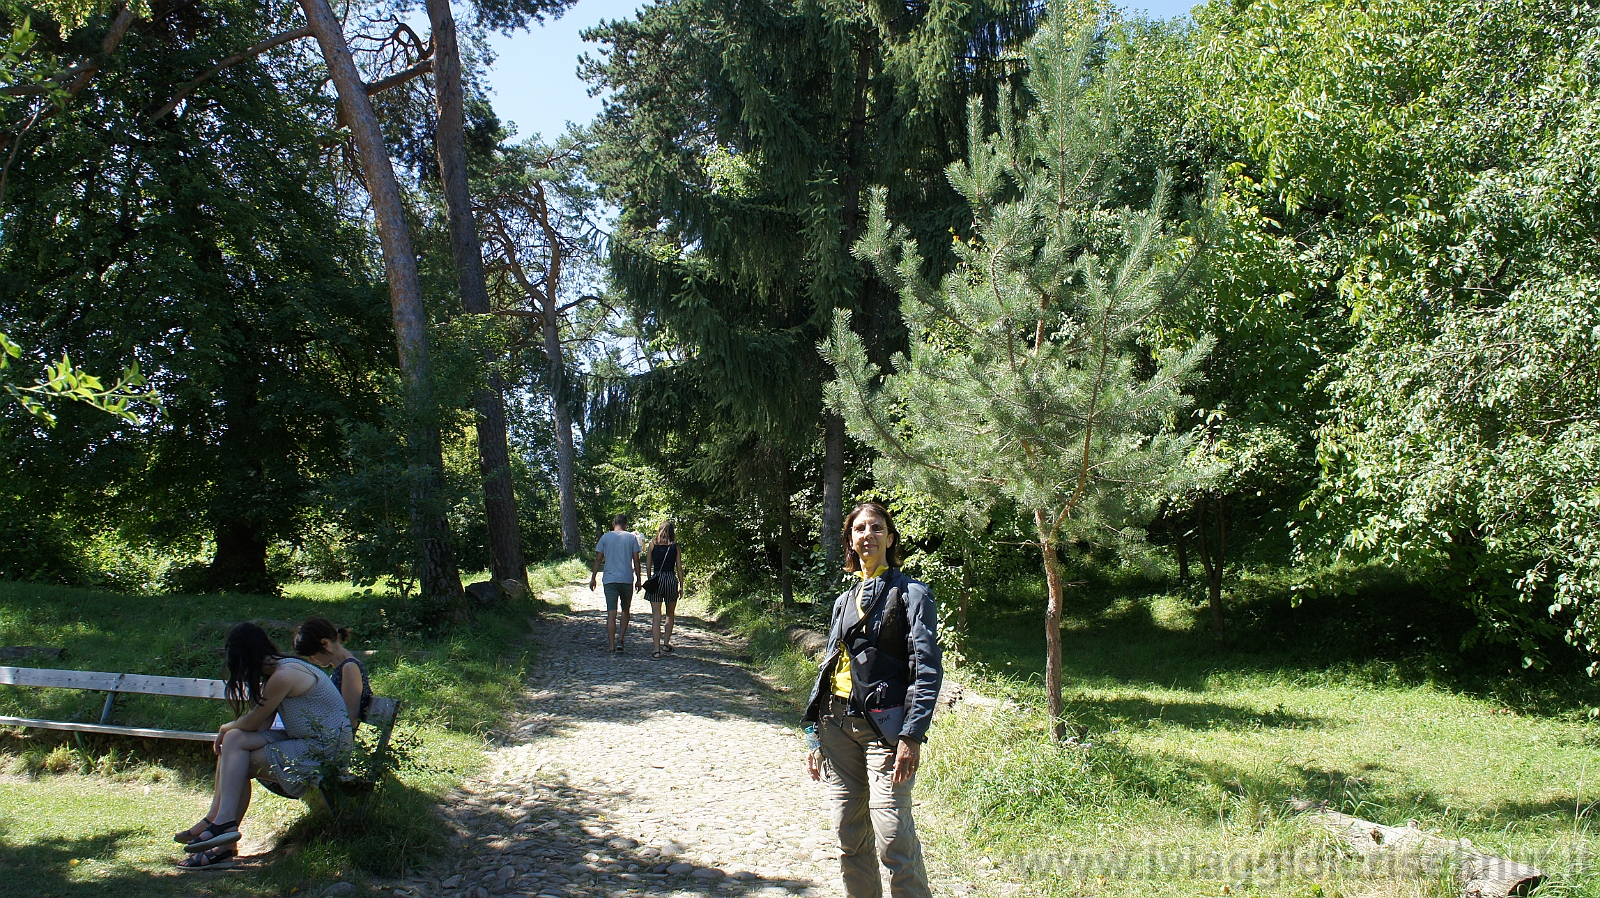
left=183, top=819, right=241, bottom=853
left=177, top=845, right=237, bottom=870
left=174, top=816, right=213, bottom=844
left=662, top=643, right=674, bottom=653
left=651, top=650, right=661, bottom=659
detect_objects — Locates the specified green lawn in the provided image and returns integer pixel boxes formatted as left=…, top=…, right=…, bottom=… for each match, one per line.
left=0, top=560, right=587, bottom=897
left=915, top=584, right=1600, bottom=898
left=724, top=571, right=1600, bottom=898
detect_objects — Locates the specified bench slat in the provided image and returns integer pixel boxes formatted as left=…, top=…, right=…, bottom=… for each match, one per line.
left=0, top=716, right=216, bottom=741
left=0, top=666, right=124, bottom=691
left=116, top=673, right=228, bottom=700
left=0, top=666, right=226, bottom=699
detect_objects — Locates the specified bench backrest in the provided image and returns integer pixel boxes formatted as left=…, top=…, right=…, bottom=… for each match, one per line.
left=0, top=666, right=227, bottom=699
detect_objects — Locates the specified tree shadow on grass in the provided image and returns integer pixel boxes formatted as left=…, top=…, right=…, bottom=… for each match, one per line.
left=964, top=582, right=1600, bottom=716
left=1062, top=693, right=1324, bottom=733
left=0, top=823, right=251, bottom=898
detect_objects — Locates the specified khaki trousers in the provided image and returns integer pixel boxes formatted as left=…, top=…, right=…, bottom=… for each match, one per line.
left=818, top=715, right=932, bottom=898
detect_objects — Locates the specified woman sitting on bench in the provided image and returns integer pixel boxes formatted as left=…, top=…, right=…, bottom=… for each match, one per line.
left=174, top=622, right=354, bottom=869
left=295, top=616, right=372, bottom=728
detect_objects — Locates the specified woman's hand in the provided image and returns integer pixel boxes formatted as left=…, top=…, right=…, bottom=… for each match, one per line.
left=806, top=749, right=822, bottom=782
left=892, top=739, right=921, bottom=785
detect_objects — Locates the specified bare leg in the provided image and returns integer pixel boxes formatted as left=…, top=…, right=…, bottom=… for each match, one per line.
left=607, top=607, right=618, bottom=650
left=619, top=603, right=632, bottom=645
left=664, top=602, right=677, bottom=648
left=650, top=602, right=662, bottom=652
left=211, top=728, right=268, bottom=823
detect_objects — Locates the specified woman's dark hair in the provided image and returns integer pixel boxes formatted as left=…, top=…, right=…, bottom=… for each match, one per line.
left=293, top=616, right=352, bottom=657
left=842, top=501, right=901, bottom=573
left=225, top=622, right=283, bottom=714
left=655, top=521, right=675, bottom=544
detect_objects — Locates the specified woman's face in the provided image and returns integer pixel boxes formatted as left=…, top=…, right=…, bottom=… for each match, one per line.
left=307, top=638, right=340, bottom=665
left=850, top=510, right=894, bottom=568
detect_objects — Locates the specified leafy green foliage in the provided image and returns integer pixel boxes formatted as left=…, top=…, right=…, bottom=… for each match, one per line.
left=827, top=2, right=1212, bottom=734
left=0, top=330, right=157, bottom=425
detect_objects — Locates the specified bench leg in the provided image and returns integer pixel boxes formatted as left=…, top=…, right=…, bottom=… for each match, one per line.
left=98, top=691, right=118, bottom=726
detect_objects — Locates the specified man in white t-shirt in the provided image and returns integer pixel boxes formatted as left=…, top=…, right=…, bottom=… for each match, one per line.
left=589, top=513, right=642, bottom=652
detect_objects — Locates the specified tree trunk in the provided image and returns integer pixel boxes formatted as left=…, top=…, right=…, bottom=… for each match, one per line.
left=206, top=520, right=270, bottom=593
left=542, top=308, right=582, bottom=556
left=1034, top=508, right=1066, bottom=743
left=299, top=0, right=461, bottom=599
left=820, top=40, right=875, bottom=579
left=780, top=457, right=795, bottom=608
left=426, top=0, right=525, bottom=588
left=821, top=412, right=845, bottom=574
left=958, top=550, right=973, bottom=632
left=1195, top=494, right=1225, bottom=639
left=1174, top=518, right=1189, bottom=584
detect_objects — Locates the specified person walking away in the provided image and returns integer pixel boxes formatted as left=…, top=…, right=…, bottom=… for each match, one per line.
left=644, top=522, right=684, bottom=658
left=803, top=501, right=942, bottom=898
left=173, top=623, right=353, bottom=869
left=295, top=617, right=372, bottom=728
left=590, top=514, right=642, bottom=652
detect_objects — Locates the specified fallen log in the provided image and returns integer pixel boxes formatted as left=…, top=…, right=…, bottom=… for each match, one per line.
left=1292, top=802, right=1543, bottom=898
left=785, top=626, right=828, bottom=659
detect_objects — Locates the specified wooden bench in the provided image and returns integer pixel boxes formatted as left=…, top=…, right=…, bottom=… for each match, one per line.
left=0, top=665, right=402, bottom=786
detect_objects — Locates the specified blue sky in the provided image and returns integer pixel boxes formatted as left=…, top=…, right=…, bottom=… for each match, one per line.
left=483, top=0, right=1199, bottom=144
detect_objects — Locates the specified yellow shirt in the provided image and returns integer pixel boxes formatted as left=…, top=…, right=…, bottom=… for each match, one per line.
left=831, top=564, right=888, bottom=698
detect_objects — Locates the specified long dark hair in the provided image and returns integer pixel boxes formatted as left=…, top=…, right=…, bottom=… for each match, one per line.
left=225, top=622, right=283, bottom=714
left=842, top=501, right=901, bottom=573
left=655, top=521, right=676, bottom=544
left=293, top=616, right=352, bottom=656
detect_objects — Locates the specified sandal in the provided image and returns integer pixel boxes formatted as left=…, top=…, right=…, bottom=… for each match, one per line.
left=174, top=816, right=213, bottom=844
left=651, top=650, right=661, bottom=660
left=183, top=819, right=241, bottom=853
left=662, top=643, right=674, bottom=653
left=177, top=845, right=237, bottom=870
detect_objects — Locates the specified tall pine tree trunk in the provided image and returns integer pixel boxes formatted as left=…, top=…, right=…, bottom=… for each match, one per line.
left=1195, top=494, right=1226, bottom=638
left=543, top=309, right=581, bottom=556
left=821, top=39, right=876, bottom=578
left=1034, top=508, right=1067, bottom=743
left=300, top=0, right=461, bottom=598
left=1174, top=520, right=1189, bottom=583
left=427, top=0, right=525, bottom=588
left=821, top=414, right=844, bottom=573
left=779, top=456, right=795, bottom=607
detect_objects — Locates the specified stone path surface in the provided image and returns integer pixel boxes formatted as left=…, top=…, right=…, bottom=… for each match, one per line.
left=399, top=583, right=850, bottom=898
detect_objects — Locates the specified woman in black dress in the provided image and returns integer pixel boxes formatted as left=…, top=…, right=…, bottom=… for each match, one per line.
left=644, top=521, right=684, bottom=659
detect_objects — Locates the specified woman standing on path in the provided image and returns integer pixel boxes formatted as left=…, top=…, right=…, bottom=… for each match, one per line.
left=644, top=521, right=684, bottom=659
left=174, top=623, right=354, bottom=869
left=803, top=501, right=942, bottom=898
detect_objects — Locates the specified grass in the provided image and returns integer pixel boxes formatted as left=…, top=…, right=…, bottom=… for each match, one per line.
left=714, top=566, right=1600, bottom=898
left=0, top=558, right=588, bottom=897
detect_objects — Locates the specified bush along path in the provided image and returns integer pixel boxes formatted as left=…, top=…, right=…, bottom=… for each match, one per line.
left=401, top=583, right=856, bottom=898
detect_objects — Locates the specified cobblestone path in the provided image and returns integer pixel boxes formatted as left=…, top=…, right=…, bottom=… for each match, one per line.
left=402, top=583, right=849, bottom=898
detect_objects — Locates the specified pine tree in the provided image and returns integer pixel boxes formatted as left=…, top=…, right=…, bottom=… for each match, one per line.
left=825, top=3, right=1211, bottom=740
left=584, top=0, right=1039, bottom=585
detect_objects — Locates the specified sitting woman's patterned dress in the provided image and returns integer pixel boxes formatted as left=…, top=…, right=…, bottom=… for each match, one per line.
left=259, top=657, right=354, bottom=797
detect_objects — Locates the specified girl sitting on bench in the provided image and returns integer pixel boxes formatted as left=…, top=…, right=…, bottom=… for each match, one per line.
left=174, top=622, right=354, bottom=869
left=294, top=616, right=372, bottom=728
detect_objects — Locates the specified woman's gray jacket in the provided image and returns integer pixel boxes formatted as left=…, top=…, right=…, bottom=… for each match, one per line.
left=802, top=569, right=942, bottom=743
